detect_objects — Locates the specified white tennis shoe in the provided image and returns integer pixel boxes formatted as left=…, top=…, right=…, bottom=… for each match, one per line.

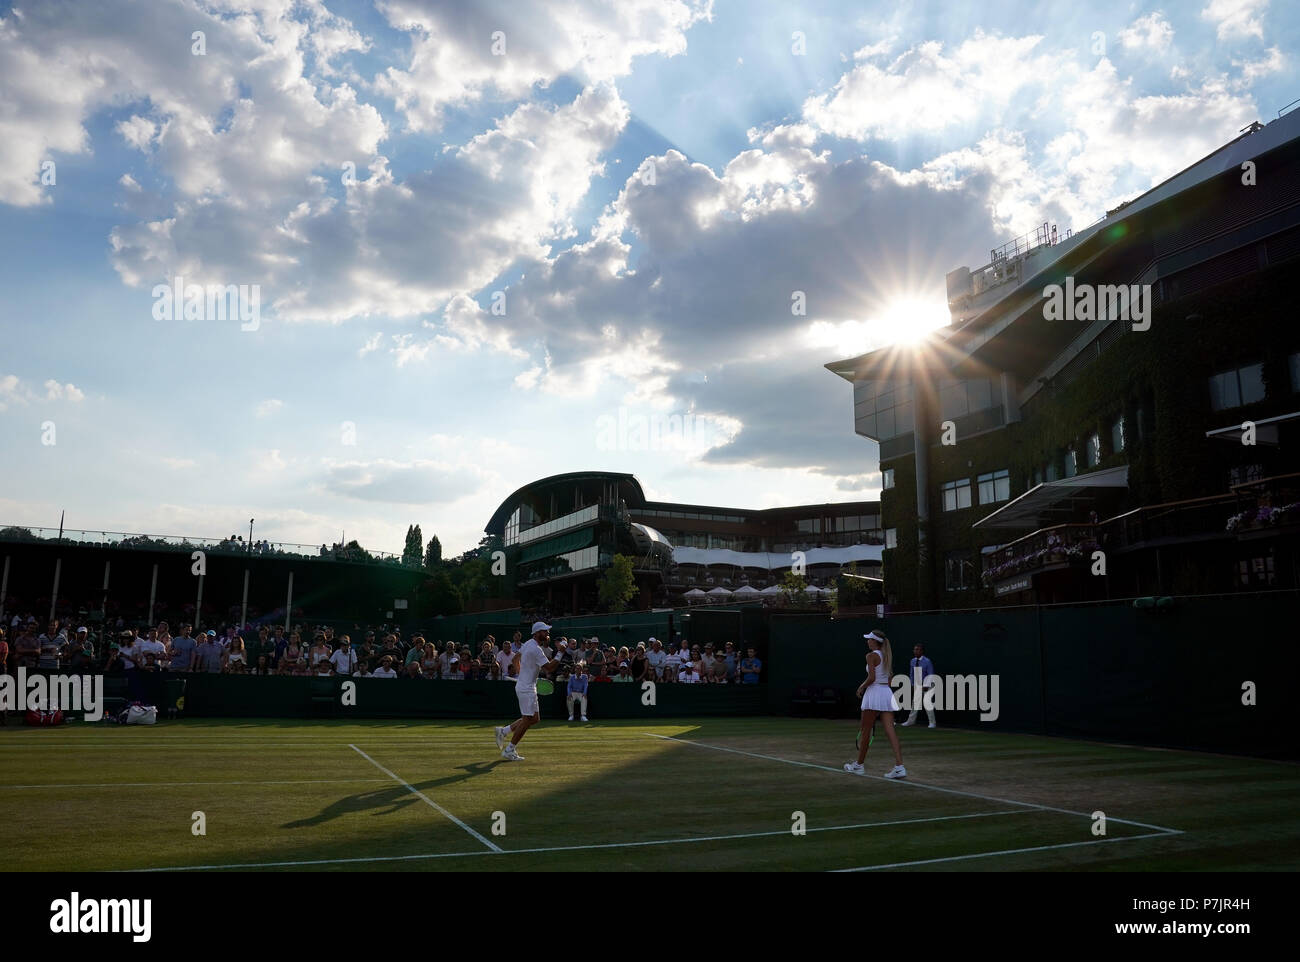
left=581, top=715, right=588, bottom=722
left=502, top=745, right=524, bottom=761
left=843, top=762, right=865, bottom=775
left=494, top=726, right=509, bottom=750
left=885, top=765, right=907, bottom=779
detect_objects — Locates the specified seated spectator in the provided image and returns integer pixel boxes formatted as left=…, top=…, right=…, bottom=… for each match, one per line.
left=488, top=661, right=502, bottom=681
left=283, top=631, right=303, bottom=667
left=103, top=642, right=126, bottom=674
left=195, top=631, right=223, bottom=673
left=421, top=646, right=441, bottom=678
left=15, top=626, right=41, bottom=669
left=613, top=662, right=634, bottom=683
left=291, top=657, right=311, bottom=677
left=740, top=647, right=762, bottom=684
left=630, top=643, right=649, bottom=684
left=313, top=659, right=335, bottom=677
left=139, top=629, right=167, bottom=667
left=647, top=638, right=666, bottom=681
left=710, top=658, right=728, bottom=684
left=438, top=641, right=457, bottom=677
left=379, top=634, right=403, bottom=664
left=404, top=662, right=422, bottom=679
left=494, top=641, right=513, bottom=679
left=37, top=620, right=66, bottom=669
left=250, top=655, right=272, bottom=676
left=308, top=635, right=332, bottom=666
left=566, top=662, right=590, bottom=721
left=330, top=636, right=359, bottom=677
left=723, top=642, right=738, bottom=682
left=663, top=644, right=682, bottom=683
left=700, top=645, right=716, bottom=676
left=678, top=661, right=702, bottom=684
left=168, top=626, right=196, bottom=673
left=443, top=656, right=464, bottom=680
left=223, top=637, right=248, bottom=673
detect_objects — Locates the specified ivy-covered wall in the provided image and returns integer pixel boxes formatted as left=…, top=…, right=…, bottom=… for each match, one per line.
left=878, top=259, right=1300, bottom=609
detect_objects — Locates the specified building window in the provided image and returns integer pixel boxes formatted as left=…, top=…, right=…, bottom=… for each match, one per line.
left=1290, top=353, right=1300, bottom=393
left=884, top=528, right=898, bottom=549
left=1238, top=553, right=1275, bottom=586
left=1086, top=432, right=1101, bottom=468
left=854, top=380, right=914, bottom=441
left=1111, top=416, right=1125, bottom=453
left=938, top=378, right=997, bottom=421
left=942, top=478, right=973, bottom=511
left=881, top=468, right=895, bottom=490
left=1209, top=363, right=1266, bottom=411
left=1228, top=464, right=1264, bottom=487
left=945, top=552, right=975, bottom=591
left=1063, top=448, right=1078, bottom=479
left=977, top=469, right=1011, bottom=504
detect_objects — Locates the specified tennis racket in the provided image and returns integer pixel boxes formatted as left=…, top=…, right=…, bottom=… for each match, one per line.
left=856, top=722, right=876, bottom=750
left=536, top=678, right=555, bottom=696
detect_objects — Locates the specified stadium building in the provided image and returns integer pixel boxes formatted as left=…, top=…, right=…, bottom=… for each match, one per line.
left=484, top=471, right=883, bottom=614
left=828, top=110, right=1300, bottom=609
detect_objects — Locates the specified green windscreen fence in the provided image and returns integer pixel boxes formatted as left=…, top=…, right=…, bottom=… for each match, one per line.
left=766, top=594, right=1296, bottom=758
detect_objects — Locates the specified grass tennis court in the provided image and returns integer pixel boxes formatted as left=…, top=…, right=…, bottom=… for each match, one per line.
left=2, top=717, right=1296, bottom=871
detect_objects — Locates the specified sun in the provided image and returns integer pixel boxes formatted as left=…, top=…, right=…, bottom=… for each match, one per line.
left=873, top=297, right=951, bottom=347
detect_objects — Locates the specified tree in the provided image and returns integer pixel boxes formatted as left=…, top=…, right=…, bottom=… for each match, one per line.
left=779, top=569, right=808, bottom=605
left=417, top=569, right=463, bottom=616
left=597, top=554, right=638, bottom=613
left=402, top=524, right=424, bottom=567
left=425, top=534, right=442, bottom=569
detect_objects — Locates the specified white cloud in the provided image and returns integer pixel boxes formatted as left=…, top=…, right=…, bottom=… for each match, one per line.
left=255, top=398, right=283, bottom=418
left=0, top=375, right=84, bottom=408
left=1119, top=12, right=1174, bottom=52
left=1233, top=46, right=1285, bottom=86
left=799, top=31, right=1052, bottom=141
left=373, top=0, right=709, bottom=132
left=1201, top=0, right=1269, bottom=40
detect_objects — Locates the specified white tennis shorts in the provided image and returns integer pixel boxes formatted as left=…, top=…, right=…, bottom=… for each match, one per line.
left=516, top=688, right=539, bottom=716
left=861, top=685, right=900, bottom=712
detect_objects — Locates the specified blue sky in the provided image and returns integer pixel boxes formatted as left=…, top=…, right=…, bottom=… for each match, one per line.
left=1, top=0, right=1296, bottom=555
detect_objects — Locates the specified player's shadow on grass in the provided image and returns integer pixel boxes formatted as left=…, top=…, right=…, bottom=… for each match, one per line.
left=282, top=761, right=502, bottom=829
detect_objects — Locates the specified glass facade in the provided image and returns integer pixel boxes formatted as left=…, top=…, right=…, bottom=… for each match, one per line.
left=854, top=380, right=914, bottom=441
left=977, top=470, right=1010, bottom=504
left=938, top=377, right=996, bottom=421
left=512, top=506, right=603, bottom=546
left=942, top=478, right=972, bottom=511
left=1209, top=363, right=1265, bottom=411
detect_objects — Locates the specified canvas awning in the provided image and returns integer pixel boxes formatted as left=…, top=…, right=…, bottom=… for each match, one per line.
left=972, top=465, right=1129, bottom=530
left=1205, top=410, right=1300, bottom=446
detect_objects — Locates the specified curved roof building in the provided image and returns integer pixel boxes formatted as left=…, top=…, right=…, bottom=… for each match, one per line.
left=486, top=471, right=882, bottom=615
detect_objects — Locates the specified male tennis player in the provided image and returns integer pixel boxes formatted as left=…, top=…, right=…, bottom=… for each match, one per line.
left=494, top=622, right=560, bottom=761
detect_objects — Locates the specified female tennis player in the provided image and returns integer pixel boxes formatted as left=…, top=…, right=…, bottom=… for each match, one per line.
left=844, top=630, right=907, bottom=778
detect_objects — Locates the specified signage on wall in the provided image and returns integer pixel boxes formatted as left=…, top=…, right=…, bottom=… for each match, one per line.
left=995, top=575, right=1032, bottom=597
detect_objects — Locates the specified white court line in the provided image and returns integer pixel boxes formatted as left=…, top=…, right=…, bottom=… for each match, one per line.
left=348, top=744, right=502, bottom=853
left=832, top=832, right=1174, bottom=871
left=0, top=778, right=392, bottom=790
left=131, top=808, right=1031, bottom=871
left=642, top=733, right=1184, bottom=836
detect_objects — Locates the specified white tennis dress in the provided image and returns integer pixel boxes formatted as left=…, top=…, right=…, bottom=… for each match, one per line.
left=861, top=653, right=900, bottom=712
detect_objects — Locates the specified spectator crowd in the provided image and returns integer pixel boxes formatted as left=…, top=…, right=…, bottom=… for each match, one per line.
left=0, top=614, right=764, bottom=686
